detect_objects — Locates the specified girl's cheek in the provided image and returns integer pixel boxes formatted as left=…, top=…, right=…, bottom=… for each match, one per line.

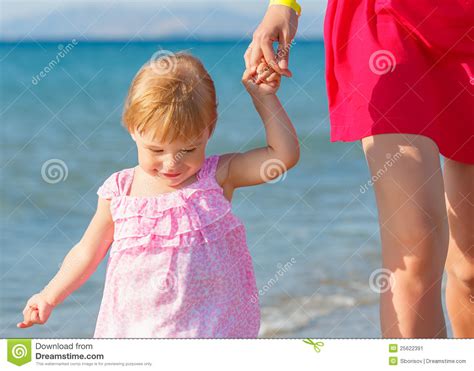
left=193, top=152, right=206, bottom=171
left=141, top=151, right=161, bottom=172
left=151, top=158, right=163, bottom=171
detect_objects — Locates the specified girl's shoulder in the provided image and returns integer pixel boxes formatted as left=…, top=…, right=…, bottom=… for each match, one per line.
left=199, top=154, right=237, bottom=190
left=96, top=167, right=134, bottom=200
left=212, top=153, right=232, bottom=187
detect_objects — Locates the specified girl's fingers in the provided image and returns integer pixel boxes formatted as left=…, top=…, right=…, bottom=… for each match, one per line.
left=17, top=310, right=32, bottom=328
left=267, top=72, right=281, bottom=82
left=269, top=81, right=280, bottom=89
left=17, top=306, right=39, bottom=328
left=37, top=305, right=48, bottom=323
left=18, top=295, right=50, bottom=328
left=256, top=69, right=273, bottom=84
left=242, top=69, right=254, bottom=82
left=17, top=321, right=30, bottom=328
left=242, top=66, right=257, bottom=80
left=24, top=304, right=36, bottom=316
left=31, top=309, right=40, bottom=323
left=22, top=306, right=32, bottom=321
left=242, top=69, right=250, bottom=81
left=256, top=62, right=267, bottom=75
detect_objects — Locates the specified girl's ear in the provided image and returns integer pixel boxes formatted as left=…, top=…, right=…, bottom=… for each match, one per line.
left=131, top=132, right=136, bottom=142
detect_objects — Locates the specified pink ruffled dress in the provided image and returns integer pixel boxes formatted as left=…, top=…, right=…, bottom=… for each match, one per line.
left=93, top=155, right=260, bottom=338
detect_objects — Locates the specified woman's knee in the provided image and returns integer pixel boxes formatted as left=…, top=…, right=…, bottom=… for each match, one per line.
left=447, top=264, right=474, bottom=292
left=380, top=208, right=449, bottom=296
left=383, top=209, right=447, bottom=247
left=444, top=164, right=474, bottom=292
left=382, top=206, right=449, bottom=270
left=390, top=258, right=445, bottom=292
left=446, top=235, right=474, bottom=292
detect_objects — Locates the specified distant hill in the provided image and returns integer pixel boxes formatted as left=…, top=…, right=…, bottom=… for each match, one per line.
left=0, top=0, right=326, bottom=42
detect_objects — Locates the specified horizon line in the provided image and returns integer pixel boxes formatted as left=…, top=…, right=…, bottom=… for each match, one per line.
left=0, top=37, right=323, bottom=44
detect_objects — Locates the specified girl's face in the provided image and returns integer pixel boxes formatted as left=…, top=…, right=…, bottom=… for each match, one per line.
left=131, top=129, right=209, bottom=187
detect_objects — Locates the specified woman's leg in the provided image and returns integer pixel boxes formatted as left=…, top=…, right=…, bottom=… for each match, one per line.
left=444, top=159, right=474, bottom=337
left=361, top=133, right=449, bottom=337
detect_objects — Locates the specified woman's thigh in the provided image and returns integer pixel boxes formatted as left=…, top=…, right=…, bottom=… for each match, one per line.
left=361, top=133, right=449, bottom=279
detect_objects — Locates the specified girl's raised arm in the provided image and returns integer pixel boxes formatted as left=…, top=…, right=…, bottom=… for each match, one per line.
left=17, top=197, right=114, bottom=328
left=219, top=67, right=299, bottom=190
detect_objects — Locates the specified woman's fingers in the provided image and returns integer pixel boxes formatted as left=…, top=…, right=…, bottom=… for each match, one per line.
left=244, top=43, right=254, bottom=69
left=276, top=41, right=292, bottom=77
left=260, top=40, right=283, bottom=75
left=249, top=39, right=265, bottom=72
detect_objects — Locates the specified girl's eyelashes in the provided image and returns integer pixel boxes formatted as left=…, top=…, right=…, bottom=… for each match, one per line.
left=148, top=148, right=196, bottom=153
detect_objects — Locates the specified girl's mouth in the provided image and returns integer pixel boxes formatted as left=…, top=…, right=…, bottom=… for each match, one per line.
left=161, top=172, right=181, bottom=178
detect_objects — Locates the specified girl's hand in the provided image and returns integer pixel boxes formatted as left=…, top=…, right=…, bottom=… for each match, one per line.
left=17, top=292, right=55, bottom=328
left=242, top=60, right=281, bottom=98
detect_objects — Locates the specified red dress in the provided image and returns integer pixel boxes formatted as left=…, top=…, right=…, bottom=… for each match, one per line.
left=324, top=0, right=474, bottom=163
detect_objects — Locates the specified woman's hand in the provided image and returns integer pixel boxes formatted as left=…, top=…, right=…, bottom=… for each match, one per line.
left=17, top=291, right=55, bottom=328
left=245, top=4, right=299, bottom=78
left=242, top=60, right=282, bottom=98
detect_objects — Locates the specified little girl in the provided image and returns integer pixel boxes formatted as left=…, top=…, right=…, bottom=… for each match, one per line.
left=17, top=52, right=299, bottom=338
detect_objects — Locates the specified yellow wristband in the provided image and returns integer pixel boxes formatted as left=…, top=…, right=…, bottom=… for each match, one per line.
left=269, top=0, right=302, bottom=16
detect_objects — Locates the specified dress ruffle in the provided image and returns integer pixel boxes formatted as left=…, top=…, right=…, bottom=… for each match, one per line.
left=111, top=215, right=244, bottom=253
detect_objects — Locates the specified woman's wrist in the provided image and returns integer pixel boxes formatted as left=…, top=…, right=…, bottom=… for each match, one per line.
left=269, top=0, right=301, bottom=16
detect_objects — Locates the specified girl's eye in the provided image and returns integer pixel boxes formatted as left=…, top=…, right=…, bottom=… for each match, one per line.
left=182, top=148, right=196, bottom=153
left=151, top=149, right=163, bottom=153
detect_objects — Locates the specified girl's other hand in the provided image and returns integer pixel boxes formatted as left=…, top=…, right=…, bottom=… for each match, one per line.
left=17, top=292, right=55, bottom=328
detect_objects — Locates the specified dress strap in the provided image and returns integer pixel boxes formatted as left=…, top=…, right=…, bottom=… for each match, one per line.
left=97, top=168, right=134, bottom=199
left=197, top=155, right=220, bottom=180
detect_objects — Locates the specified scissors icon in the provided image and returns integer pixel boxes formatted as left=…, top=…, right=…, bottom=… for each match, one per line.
left=303, top=338, right=325, bottom=352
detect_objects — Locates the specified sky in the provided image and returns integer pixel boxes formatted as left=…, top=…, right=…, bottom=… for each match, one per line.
left=0, top=0, right=328, bottom=41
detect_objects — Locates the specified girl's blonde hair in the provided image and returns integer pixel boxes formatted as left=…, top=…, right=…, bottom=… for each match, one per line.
left=122, top=52, right=218, bottom=143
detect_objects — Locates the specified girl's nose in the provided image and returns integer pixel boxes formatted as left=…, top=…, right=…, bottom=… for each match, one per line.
left=163, top=154, right=178, bottom=170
